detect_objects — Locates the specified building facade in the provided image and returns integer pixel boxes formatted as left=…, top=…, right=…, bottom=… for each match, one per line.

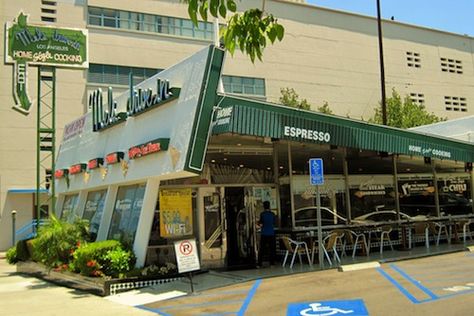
left=2, top=0, right=474, bottom=250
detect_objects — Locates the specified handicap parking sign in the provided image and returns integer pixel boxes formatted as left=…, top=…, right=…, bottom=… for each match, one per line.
left=287, top=299, right=369, bottom=316
left=309, top=158, right=324, bottom=185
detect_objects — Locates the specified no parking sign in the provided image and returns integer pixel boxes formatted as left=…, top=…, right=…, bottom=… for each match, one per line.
left=174, top=238, right=200, bottom=274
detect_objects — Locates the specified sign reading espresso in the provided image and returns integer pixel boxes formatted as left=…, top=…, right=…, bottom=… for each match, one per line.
left=283, top=126, right=331, bottom=142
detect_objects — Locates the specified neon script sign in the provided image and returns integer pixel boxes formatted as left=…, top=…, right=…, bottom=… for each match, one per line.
left=89, top=79, right=180, bottom=132
left=128, top=138, right=170, bottom=160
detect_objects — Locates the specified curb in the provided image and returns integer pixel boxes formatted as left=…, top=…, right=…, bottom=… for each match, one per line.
left=338, top=261, right=380, bottom=272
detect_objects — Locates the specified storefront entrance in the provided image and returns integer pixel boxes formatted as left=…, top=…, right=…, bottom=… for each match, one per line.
left=225, top=187, right=258, bottom=268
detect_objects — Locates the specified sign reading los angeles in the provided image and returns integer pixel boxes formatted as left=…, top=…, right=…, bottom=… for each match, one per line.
left=5, top=12, right=88, bottom=114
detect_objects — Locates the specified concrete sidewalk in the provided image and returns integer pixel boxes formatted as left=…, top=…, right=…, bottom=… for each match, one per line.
left=0, top=258, right=154, bottom=316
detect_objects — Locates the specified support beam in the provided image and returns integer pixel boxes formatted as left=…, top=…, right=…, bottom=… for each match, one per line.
left=343, top=148, right=352, bottom=222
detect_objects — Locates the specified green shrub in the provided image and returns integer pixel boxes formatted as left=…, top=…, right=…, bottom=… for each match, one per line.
left=32, top=215, right=90, bottom=268
left=102, top=248, right=135, bottom=278
left=16, top=239, right=31, bottom=261
left=71, top=240, right=123, bottom=276
left=6, top=246, right=18, bottom=264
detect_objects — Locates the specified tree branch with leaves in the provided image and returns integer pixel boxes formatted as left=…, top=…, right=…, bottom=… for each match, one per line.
left=369, top=89, right=445, bottom=128
left=186, top=0, right=285, bottom=62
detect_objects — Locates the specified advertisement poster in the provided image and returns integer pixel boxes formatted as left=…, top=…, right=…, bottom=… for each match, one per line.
left=160, top=188, right=193, bottom=238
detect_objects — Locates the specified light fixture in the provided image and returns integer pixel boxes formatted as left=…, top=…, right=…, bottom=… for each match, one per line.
left=266, top=167, right=271, bottom=170
left=405, top=168, right=411, bottom=172
left=237, top=143, right=242, bottom=146
left=239, top=164, right=244, bottom=168
left=211, top=159, right=216, bottom=163
left=223, top=157, right=227, bottom=161
left=279, top=166, right=284, bottom=169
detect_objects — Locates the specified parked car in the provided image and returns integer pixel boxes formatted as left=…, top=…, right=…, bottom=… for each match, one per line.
left=399, top=193, right=472, bottom=217
left=294, top=207, right=348, bottom=227
left=352, top=210, right=428, bottom=225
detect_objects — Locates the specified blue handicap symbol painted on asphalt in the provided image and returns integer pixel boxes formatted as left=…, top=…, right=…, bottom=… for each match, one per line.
left=287, top=299, right=369, bottom=316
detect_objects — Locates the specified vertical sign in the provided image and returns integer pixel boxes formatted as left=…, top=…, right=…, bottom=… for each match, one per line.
left=309, top=158, right=324, bottom=185
left=309, top=158, right=324, bottom=268
left=5, top=12, right=88, bottom=114
left=159, top=188, right=193, bottom=237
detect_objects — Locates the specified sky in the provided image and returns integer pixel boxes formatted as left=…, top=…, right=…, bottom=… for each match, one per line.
left=307, top=0, right=474, bottom=36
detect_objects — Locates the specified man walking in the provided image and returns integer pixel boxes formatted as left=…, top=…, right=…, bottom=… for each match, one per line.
left=257, top=201, right=276, bottom=267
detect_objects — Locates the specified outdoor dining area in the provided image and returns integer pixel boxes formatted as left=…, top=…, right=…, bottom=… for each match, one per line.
left=276, top=215, right=474, bottom=269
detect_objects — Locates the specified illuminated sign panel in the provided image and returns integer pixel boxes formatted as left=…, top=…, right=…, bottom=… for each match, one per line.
left=55, top=169, right=69, bottom=179
left=69, top=163, right=86, bottom=175
left=87, top=158, right=103, bottom=170
left=128, top=138, right=170, bottom=160
left=105, top=152, right=124, bottom=165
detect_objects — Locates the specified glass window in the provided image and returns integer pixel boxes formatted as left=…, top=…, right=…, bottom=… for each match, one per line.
left=82, top=190, right=107, bottom=241
left=119, top=11, right=130, bottom=29
left=221, top=76, right=266, bottom=97
left=108, top=183, right=146, bottom=247
left=61, top=194, right=79, bottom=222
left=87, top=6, right=214, bottom=41
left=87, top=63, right=158, bottom=85
left=143, top=14, right=156, bottom=32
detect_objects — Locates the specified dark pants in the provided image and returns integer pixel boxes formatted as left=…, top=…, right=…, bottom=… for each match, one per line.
left=258, top=235, right=276, bottom=266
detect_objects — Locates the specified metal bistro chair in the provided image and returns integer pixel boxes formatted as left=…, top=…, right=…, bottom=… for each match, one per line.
left=369, top=225, right=394, bottom=254
left=281, top=237, right=312, bottom=269
left=410, top=222, right=430, bottom=249
left=429, top=221, right=450, bottom=246
left=342, top=229, right=369, bottom=258
left=312, top=230, right=345, bottom=266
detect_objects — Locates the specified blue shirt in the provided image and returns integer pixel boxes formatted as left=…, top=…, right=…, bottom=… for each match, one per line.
left=260, top=210, right=276, bottom=236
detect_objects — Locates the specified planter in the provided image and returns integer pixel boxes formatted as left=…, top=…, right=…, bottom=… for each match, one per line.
left=16, top=261, right=182, bottom=296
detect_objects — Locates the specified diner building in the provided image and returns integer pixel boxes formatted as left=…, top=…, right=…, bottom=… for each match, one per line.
left=54, top=46, right=474, bottom=268
left=2, top=0, right=474, bottom=250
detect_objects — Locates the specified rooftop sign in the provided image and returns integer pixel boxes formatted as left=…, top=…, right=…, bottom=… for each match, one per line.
left=5, top=12, right=88, bottom=114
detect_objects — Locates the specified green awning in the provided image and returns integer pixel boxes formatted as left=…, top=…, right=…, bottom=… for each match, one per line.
left=212, top=95, right=474, bottom=162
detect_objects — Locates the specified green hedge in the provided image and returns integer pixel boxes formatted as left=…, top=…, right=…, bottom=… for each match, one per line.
left=71, top=240, right=135, bottom=277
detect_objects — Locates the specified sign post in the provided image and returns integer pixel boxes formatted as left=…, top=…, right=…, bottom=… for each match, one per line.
left=174, top=238, right=200, bottom=293
left=309, top=158, right=325, bottom=269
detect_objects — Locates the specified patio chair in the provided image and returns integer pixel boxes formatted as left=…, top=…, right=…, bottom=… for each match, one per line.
left=312, top=230, right=345, bottom=266
left=369, top=225, right=394, bottom=254
left=342, top=230, right=369, bottom=258
left=411, top=222, right=430, bottom=249
left=281, top=237, right=312, bottom=269
left=452, top=219, right=473, bottom=244
left=428, top=222, right=450, bottom=246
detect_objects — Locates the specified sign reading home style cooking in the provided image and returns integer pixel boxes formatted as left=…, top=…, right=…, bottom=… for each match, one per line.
left=5, top=12, right=88, bottom=114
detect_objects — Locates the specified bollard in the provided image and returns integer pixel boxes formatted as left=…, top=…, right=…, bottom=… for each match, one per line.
left=11, top=210, right=17, bottom=247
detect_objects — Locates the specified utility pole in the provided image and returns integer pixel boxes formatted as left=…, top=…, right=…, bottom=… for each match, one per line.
left=376, top=0, right=388, bottom=125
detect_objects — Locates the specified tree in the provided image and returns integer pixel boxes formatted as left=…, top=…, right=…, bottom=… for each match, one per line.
left=317, top=101, right=333, bottom=115
left=279, top=88, right=334, bottom=114
left=279, top=88, right=311, bottom=110
left=185, top=0, right=284, bottom=62
left=368, top=89, right=445, bottom=128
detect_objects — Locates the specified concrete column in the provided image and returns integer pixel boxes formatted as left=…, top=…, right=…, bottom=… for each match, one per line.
left=342, top=148, right=352, bottom=222
left=288, top=142, right=295, bottom=229
left=392, top=155, right=400, bottom=220
left=470, top=166, right=474, bottom=214
left=96, top=185, right=117, bottom=241
left=431, top=159, right=441, bottom=217
left=75, top=190, right=88, bottom=220
left=273, top=142, right=281, bottom=222
left=133, top=178, right=160, bottom=267
left=54, top=194, right=65, bottom=218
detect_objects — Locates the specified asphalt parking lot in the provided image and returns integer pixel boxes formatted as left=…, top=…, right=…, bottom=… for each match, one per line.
left=139, top=251, right=474, bottom=316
